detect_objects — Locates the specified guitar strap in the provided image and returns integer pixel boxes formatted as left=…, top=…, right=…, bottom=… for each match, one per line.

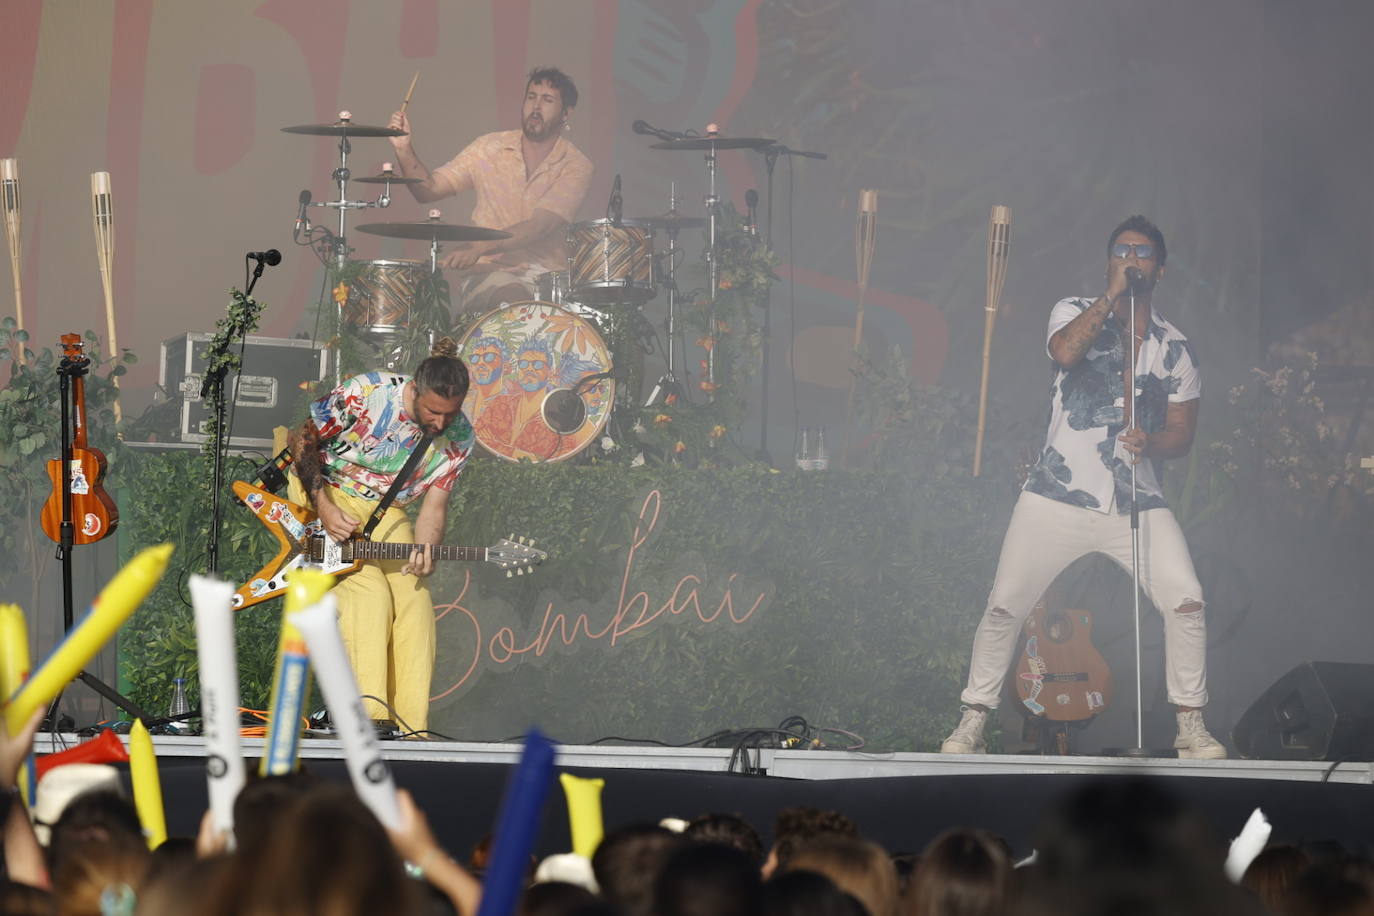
left=362, top=433, right=433, bottom=540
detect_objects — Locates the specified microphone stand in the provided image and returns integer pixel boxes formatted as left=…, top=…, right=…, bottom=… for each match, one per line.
left=203, top=260, right=269, bottom=575
left=1104, top=278, right=1175, bottom=758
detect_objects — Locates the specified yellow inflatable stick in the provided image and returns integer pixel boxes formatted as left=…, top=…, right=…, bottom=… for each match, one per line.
left=0, top=605, right=33, bottom=807
left=260, top=568, right=334, bottom=776
left=5, top=544, right=173, bottom=735
left=559, top=772, right=606, bottom=858
left=129, top=719, right=167, bottom=849
left=0, top=605, right=30, bottom=701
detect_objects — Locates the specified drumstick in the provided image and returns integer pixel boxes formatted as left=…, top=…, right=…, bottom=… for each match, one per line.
left=1, top=159, right=24, bottom=366
left=973, top=205, right=1011, bottom=477
left=400, top=71, right=419, bottom=113
left=842, top=190, right=878, bottom=466
left=91, top=171, right=123, bottom=425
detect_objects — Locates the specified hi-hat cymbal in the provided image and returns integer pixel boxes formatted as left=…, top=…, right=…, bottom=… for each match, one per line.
left=282, top=121, right=407, bottom=138
left=354, top=172, right=425, bottom=185
left=355, top=220, right=513, bottom=242
left=650, top=136, right=775, bottom=151
left=634, top=212, right=708, bottom=231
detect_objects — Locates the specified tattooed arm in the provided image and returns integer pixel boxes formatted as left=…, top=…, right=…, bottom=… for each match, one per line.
left=1049, top=257, right=1135, bottom=368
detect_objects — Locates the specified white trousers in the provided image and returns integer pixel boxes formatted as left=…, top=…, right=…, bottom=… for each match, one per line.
left=960, top=490, right=1208, bottom=709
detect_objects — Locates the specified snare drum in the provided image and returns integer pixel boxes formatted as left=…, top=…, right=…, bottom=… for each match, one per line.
left=457, top=300, right=616, bottom=463
left=567, top=218, right=655, bottom=305
left=342, top=259, right=426, bottom=333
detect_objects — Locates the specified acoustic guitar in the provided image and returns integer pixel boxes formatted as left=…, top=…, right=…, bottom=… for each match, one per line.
left=1013, top=596, right=1113, bottom=724
left=41, top=334, right=118, bottom=544
left=230, top=481, right=547, bottom=610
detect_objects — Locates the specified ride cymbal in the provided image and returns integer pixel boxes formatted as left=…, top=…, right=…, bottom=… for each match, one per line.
left=355, top=220, right=512, bottom=242
left=649, top=136, right=775, bottom=151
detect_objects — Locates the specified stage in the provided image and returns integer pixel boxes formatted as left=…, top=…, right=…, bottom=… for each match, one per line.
left=48, top=734, right=1374, bottom=861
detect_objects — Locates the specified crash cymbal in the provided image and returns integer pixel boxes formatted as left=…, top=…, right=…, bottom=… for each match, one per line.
left=281, top=121, right=406, bottom=138
left=634, top=212, right=708, bottom=231
left=649, top=136, right=775, bottom=151
left=354, top=172, right=425, bottom=185
left=355, top=220, right=512, bottom=242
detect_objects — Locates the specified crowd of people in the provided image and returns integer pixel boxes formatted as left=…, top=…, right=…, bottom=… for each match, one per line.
left=3, top=709, right=1372, bottom=916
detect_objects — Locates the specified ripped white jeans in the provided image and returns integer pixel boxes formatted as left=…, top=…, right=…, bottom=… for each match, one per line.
left=960, top=490, right=1208, bottom=709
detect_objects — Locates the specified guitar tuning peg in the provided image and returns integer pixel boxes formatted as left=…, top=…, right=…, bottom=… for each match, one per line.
left=506, top=570, right=513, bottom=578
left=516, top=567, right=524, bottom=576
left=529, top=538, right=537, bottom=546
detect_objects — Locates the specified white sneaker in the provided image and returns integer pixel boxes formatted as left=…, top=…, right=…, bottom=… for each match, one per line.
left=940, top=706, right=989, bottom=754
left=1175, top=709, right=1227, bottom=760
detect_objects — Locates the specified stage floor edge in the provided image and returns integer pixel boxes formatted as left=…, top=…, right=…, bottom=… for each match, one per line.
left=38, top=734, right=1373, bottom=785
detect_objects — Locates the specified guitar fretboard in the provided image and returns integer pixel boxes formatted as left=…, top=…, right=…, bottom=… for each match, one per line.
left=349, top=543, right=487, bottom=562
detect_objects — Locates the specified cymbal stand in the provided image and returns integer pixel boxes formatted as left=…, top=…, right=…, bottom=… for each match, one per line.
left=645, top=186, right=684, bottom=407
left=703, top=140, right=719, bottom=392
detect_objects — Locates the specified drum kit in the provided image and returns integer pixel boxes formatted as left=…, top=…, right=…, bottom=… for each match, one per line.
left=282, top=110, right=794, bottom=463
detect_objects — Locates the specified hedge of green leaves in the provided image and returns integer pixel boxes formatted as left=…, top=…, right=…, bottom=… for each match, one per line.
left=115, top=452, right=1014, bottom=752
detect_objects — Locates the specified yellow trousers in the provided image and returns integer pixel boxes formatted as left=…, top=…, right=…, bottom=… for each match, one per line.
left=326, top=488, right=436, bottom=733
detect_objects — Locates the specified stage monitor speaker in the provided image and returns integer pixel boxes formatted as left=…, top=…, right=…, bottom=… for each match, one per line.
left=1232, top=661, right=1374, bottom=761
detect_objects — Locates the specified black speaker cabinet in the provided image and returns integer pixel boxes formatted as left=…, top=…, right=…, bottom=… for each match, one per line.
left=1232, top=662, right=1374, bottom=761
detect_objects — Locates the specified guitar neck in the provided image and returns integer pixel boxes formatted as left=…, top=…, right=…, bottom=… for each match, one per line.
left=350, top=542, right=488, bottom=563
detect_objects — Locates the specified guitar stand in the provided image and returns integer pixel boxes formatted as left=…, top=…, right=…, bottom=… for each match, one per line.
left=49, top=354, right=154, bottom=730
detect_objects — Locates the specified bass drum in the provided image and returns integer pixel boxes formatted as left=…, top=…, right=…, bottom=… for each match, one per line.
left=458, top=301, right=616, bottom=463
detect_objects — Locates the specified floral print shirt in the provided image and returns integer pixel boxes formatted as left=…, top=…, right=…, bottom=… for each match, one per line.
left=309, top=372, right=474, bottom=506
left=1023, top=298, right=1201, bottom=514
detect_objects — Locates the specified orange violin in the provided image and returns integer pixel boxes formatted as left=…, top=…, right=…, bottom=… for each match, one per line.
left=41, top=334, right=118, bottom=544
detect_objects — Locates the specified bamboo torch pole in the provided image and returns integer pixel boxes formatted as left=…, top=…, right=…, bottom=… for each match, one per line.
left=842, top=190, right=878, bottom=466
left=973, top=205, right=1011, bottom=477
left=91, top=171, right=122, bottom=425
left=1, top=159, right=24, bottom=366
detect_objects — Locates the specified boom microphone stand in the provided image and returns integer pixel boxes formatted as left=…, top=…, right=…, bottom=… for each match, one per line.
left=202, top=252, right=275, bottom=574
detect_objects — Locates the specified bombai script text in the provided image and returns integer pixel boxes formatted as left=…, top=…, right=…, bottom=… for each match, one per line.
left=431, top=489, right=773, bottom=700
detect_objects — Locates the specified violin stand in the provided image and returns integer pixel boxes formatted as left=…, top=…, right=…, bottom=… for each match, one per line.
left=48, top=353, right=154, bottom=730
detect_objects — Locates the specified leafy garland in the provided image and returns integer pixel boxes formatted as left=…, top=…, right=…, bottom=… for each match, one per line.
left=197, top=288, right=267, bottom=471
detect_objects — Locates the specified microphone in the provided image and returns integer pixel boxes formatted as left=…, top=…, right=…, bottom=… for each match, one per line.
left=1125, top=266, right=1146, bottom=291
left=631, top=119, right=687, bottom=141
left=607, top=173, right=623, bottom=227
left=744, top=189, right=759, bottom=235
left=248, top=249, right=282, bottom=266
left=296, top=189, right=312, bottom=232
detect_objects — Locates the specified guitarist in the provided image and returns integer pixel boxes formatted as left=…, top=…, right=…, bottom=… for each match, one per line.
left=940, top=216, right=1225, bottom=760
left=288, top=338, right=473, bottom=735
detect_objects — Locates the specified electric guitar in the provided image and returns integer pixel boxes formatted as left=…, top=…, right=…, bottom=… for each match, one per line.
left=41, top=334, right=118, bottom=544
left=230, top=480, right=547, bottom=610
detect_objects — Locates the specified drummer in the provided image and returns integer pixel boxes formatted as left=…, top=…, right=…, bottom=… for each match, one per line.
left=386, top=66, right=593, bottom=315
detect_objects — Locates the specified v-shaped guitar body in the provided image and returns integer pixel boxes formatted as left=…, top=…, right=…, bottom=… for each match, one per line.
left=230, top=481, right=355, bottom=610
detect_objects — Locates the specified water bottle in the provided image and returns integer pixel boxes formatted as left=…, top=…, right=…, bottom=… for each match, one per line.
left=795, top=427, right=811, bottom=470
left=813, top=427, right=830, bottom=470
left=168, top=677, right=189, bottom=721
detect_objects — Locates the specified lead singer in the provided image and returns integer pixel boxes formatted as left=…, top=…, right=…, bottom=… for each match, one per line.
left=941, top=215, right=1226, bottom=759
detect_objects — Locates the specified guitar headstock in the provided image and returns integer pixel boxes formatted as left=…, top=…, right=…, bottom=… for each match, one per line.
left=58, top=333, right=90, bottom=368
left=488, top=534, right=548, bottom=577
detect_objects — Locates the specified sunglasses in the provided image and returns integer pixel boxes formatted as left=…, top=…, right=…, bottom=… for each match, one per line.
left=1111, top=242, right=1155, bottom=260
left=473, top=352, right=501, bottom=363
left=517, top=359, right=547, bottom=370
